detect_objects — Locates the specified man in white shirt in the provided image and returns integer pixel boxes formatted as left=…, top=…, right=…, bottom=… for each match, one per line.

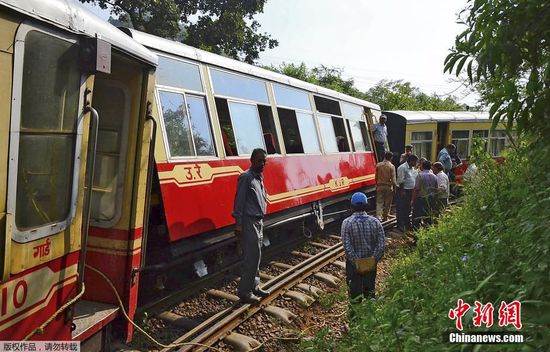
left=372, top=115, right=388, bottom=162
left=396, top=154, right=418, bottom=232
left=432, top=162, right=450, bottom=215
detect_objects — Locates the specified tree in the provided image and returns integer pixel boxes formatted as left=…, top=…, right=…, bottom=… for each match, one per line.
left=444, top=0, right=550, bottom=139
left=267, top=63, right=465, bottom=111
left=364, top=80, right=465, bottom=111
left=80, top=0, right=278, bottom=63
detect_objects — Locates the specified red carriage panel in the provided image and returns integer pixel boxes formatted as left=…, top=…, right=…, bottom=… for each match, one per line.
left=157, top=152, right=377, bottom=242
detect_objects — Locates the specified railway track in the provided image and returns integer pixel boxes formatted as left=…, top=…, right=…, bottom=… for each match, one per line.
left=148, top=217, right=396, bottom=352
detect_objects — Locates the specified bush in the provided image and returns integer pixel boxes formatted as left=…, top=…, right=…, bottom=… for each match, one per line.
left=329, top=141, right=550, bottom=351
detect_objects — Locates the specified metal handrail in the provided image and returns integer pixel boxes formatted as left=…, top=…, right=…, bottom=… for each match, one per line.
left=77, top=105, right=99, bottom=292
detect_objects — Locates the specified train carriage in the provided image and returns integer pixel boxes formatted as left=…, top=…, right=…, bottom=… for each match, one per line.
left=124, top=29, right=383, bottom=277
left=384, top=110, right=510, bottom=182
left=0, top=0, right=157, bottom=346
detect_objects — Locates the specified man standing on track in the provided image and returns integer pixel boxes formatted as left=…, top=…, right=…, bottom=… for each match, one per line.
left=396, top=154, right=418, bottom=232
left=233, top=148, right=270, bottom=304
left=341, top=192, right=385, bottom=300
left=372, top=114, right=388, bottom=162
left=375, top=151, right=397, bottom=222
left=432, top=162, right=450, bottom=214
left=438, top=144, right=456, bottom=175
left=411, top=160, right=439, bottom=230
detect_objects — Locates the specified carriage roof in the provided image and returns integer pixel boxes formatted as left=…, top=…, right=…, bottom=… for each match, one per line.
left=385, top=110, right=491, bottom=123
left=125, top=28, right=381, bottom=111
left=0, top=0, right=157, bottom=66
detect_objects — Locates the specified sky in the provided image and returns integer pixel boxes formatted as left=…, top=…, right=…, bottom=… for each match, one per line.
left=83, top=0, right=478, bottom=106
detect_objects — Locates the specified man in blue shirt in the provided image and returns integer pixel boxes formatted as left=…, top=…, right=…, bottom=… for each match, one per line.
left=396, top=154, right=418, bottom=232
left=341, top=192, right=385, bottom=300
left=437, top=144, right=456, bottom=175
left=372, top=115, right=388, bottom=162
left=233, top=148, right=269, bottom=303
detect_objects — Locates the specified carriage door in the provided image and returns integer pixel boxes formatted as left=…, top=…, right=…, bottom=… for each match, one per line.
left=72, top=52, right=152, bottom=342
left=436, top=122, right=449, bottom=153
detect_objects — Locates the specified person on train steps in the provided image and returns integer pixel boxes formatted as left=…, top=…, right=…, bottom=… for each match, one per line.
left=375, top=151, right=397, bottom=222
left=372, top=114, right=388, bottom=162
left=233, top=148, right=269, bottom=304
left=341, top=192, right=385, bottom=300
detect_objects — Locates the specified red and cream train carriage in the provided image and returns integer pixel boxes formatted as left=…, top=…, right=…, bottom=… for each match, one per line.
left=124, top=29, right=383, bottom=270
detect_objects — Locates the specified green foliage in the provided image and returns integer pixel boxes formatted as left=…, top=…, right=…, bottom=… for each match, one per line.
left=364, top=80, right=465, bottom=111
left=444, top=0, right=550, bottom=140
left=323, top=141, right=550, bottom=351
left=80, top=0, right=278, bottom=63
left=266, top=63, right=465, bottom=111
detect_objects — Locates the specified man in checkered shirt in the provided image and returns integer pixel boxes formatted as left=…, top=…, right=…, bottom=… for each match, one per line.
left=341, top=192, right=385, bottom=299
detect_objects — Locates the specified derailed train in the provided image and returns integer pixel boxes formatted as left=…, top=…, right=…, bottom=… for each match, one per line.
left=0, top=0, right=508, bottom=348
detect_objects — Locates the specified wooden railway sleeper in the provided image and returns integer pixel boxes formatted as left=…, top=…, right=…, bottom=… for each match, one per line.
left=207, top=289, right=298, bottom=325
left=270, top=262, right=340, bottom=287
left=223, top=333, right=261, bottom=352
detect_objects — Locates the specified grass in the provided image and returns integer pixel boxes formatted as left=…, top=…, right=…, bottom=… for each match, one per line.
left=304, top=141, right=550, bottom=351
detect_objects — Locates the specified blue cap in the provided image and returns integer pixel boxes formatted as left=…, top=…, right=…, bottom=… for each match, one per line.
left=351, top=192, right=368, bottom=206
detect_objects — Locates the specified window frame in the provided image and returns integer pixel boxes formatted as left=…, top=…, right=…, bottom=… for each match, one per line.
left=489, top=129, right=507, bottom=157
left=272, top=83, right=312, bottom=112
left=89, top=79, right=131, bottom=228
left=450, top=129, right=470, bottom=159
left=156, top=87, right=217, bottom=162
left=317, top=113, right=340, bottom=154
left=410, top=130, right=434, bottom=160
left=8, top=23, right=86, bottom=243
left=226, top=99, right=267, bottom=157
left=156, top=53, right=205, bottom=94
left=208, top=66, right=269, bottom=104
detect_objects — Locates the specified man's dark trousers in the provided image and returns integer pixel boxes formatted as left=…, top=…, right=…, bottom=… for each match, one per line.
left=412, top=196, right=434, bottom=229
left=346, top=260, right=376, bottom=300
left=375, top=141, right=385, bottom=162
left=238, top=216, right=263, bottom=296
left=397, top=189, right=413, bottom=230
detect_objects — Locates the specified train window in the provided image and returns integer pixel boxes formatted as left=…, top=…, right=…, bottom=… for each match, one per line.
left=490, top=130, right=507, bottom=156
left=314, top=96, right=341, bottom=116
left=216, top=98, right=238, bottom=156
left=14, top=30, right=80, bottom=233
left=332, top=117, right=350, bottom=152
left=258, top=105, right=281, bottom=154
left=318, top=115, right=339, bottom=153
left=297, top=112, right=321, bottom=154
left=411, top=131, right=433, bottom=160
left=451, top=130, right=470, bottom=159
left=157, top=56, right=203, bottom=92
left=273, top=84, right=311, bottom=110
left=473, top=130, right=489, bottom=152
left=211, top=69, right=268, bottom=104
left=228, top=101, right=265, bottom=155
left=341, top=102, right=363, bottom=121
left=187, top=95, right=216, bottom=156
left=348, top=120, right=368, bottom=152
left=278, top=108, right=304, bottom=154
left=159, top=91, right=216, bottom=158
left=90, top=80, right=129, bottom=225
left=277, top=108, right=320, bottom=154
left=159, top=91, right=194, bottom=156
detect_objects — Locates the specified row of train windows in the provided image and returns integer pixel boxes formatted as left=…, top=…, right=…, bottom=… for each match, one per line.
left=155, top=55, right=372, bottom=158
left=409, top=130, right=509, bottom=161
